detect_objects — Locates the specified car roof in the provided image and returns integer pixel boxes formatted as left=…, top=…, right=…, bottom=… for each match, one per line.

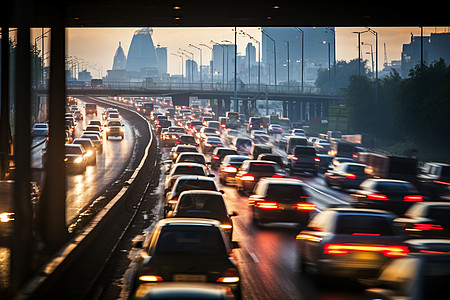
left=157, top=217, right=222, bottom=227
left=174, top=175, right=214, bottom=182
left=247, top=160, right=277, bottom=165
left=323, top=207, right=395, bottom=216
left=179, top=190, right=223, bottom=197
left=340, top=162, right=366, bottom=167
left=259, top=177, right=304, bottom=185
left=173, top=162, right=206, bottom=168
left=65, top=143, right=82, bottom=148
left=178, top=152, right=204, bottom=156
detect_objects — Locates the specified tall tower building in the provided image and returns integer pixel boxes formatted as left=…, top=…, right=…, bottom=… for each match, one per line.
left=155, top=45, right=168, bottom=75
left=126, top=27, right=159, bottom=73
left=112, top=41, right=127, bottom=70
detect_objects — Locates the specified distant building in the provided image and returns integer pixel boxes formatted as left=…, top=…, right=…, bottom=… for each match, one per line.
left=401, top=32, right=450, bottom=77
left=112, top=41, right=127, bottom=70
left=126, top=27, right=159, bottom=80
left=155, top=45, right=168, bottom=75
left=78, top=69, right=92, bottom=81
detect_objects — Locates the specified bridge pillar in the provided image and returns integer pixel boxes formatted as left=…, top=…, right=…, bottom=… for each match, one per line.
left=224, top=98, right=231, bottom=114
left=288, top=101, right=294, bottom=122
left=282, top=101, right=287, bottom=118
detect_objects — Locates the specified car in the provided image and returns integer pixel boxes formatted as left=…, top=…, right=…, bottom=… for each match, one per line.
left=417, top=162, right=450, bottom=199
left=65, top=144, right=87, bottom=174
left=313, top=139, right=332, bottom=154
left=197, top=127, right=220, bottom=143
left=257, top=153, right=287, bottom=170
left=211, top=148, right=238, bottom=170
left=32, top=123, right=49, bottom=137
left=102, top=108, right=118, bottom=120
left=247, top=117, right=263, bottom=132
left=328, top=156, right=355, bottom=171
left=161, top=126, right=185, bottom=147
left=174, top=152, right=208, bottom=167
left=201, top=136, right=224, bottom=153
left=164, top=175, right=220, bottom=216
left=287, top=146, right=319, bottom=176
left=219, top=155, right=252, bottom=185
left=131, top=282, right=236, bottom=300
left=285, top=136, right=308, bottom=155
left=88, top=119, right=103, bottom=129
left=324, top=162, right=367, bottom=189
left=404, top=239, right=450, bottom=253
left=164, top=163, right=210, bottom=194
left=350, top=179, right=424, bottom=216
left=73, top=110, right=84, bottom=120
left=230, top=137, right=252, bottom=156
left=72, top=138, right=96, bottom=165
left=177, top=134, right=198, bottom=146
left=250, top=144, right=272, bottom=160
left=85, top=103, right=97, bottom=116
left=235, top=160, right=284, bottom=194
left=132, top=218, right=241, bottom=298
left=156, top=119, right=172, bottom=135
left=249, top=178, right=315, bottom=227
left=84, top=124, right=102, bottom=136
left=393, top=202, right=450, bottom=239
left=316, top=154, right=333, bottom=173
left=169, top=145, right=198, bottom=162
left=105, top=119, right=125, bottom=139
left=268, top=124, right=283, bottom=134
left=224, top=129, right=239, bottom=143
left=296, top=208, right=409, bottom=280
left=81, top=133, right=103, bottom=152
left=170, top=190, right=237, bottom=241
left=206, top=120, right=221, bottom=131
left=365, top=252, right=450, bottom=300
left=290, top=128, right=306, bottom=136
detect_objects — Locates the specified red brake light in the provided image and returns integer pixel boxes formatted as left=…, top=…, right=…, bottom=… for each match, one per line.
left=139, top=266, right=164, bottom=282
left=278, top=128, right=282, bottom=131
left=292, top=156, right=299, bottom=161
left=296, top=202, right=315, bottom=211
left=241, top=173, right=255, bottom=181
left=314, top=157, right=320, bottom=162
left=256, top=202, right=279, bottom=209
left=343, top=172, right=356, bottom=179
left=403, top=195, right=423, bottom=201
left=272, top=174, right=283, bottom=178
left=213, top=155, right=220, bottom=160
left=260, top=124, right=263, bottom=128
left=367, top=194, right=389, bottom=200
left=324, top=243, right=409, bottom=257
left=413, top=223, right=443, bottom=231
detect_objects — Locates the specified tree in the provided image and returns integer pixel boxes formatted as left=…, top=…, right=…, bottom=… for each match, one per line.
left=316, top=59, right=370, bottom=90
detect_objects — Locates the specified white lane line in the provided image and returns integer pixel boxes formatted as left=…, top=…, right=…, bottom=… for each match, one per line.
left=249, top=252, right=260, bottom=263
left=303, top=182, right=349, bottom=205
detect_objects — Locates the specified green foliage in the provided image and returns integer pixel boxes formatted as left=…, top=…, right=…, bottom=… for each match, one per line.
left=316, top=59, right=370, bottom=89
left=344, top=59, right=450, bottom=162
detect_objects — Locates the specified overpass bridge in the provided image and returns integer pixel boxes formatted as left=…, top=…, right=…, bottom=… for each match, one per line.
left=62, top=81, right=344, bottom=123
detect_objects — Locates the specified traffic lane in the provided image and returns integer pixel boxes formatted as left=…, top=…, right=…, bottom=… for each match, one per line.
left=215, top=171, right=365, bottom=300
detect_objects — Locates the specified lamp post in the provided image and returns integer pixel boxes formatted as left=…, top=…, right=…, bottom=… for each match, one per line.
left=294, top=27, right=304, bottom=93
left=361, top=42, right=374, bottom=78
left=322, top=41, right=331, bottom=92
left=179, top=48, right=194, bottom=85
left=189, top=44, right=202, bottom=90
left=240, top=30, right=261, bottom=91
left=366, top=28, right=379, bottom=106
left=199, top=43, right=213, bottom=89
left=171, top=53, right=184, bottom=87
left=211, top=40, right=225, bottom=89
left=261, top=29, right=277, bottom=91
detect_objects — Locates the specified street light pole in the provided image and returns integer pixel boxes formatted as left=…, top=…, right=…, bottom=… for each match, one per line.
left=295, top=27, right=304, bottom=93
left=189, top=44, right=202, bottom=90
left=261, top=29, right=277, bottom=91
left=211, top=40, right=225, bottom=89
left=199, top=43, right=213, bottom=89
left=171, top=53, right=184, bottom=87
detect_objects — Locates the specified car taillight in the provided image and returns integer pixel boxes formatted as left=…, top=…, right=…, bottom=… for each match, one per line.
left=272, top=174, right=283, bottom=178
left=292, top=156, right=299, bottom=161
left=241, top=173, right=255, bottom=181
left=216, top=268, right=240, bottom=283
left=256, top=202, right=279, bottom=209
left=223, top=165, right=237, bottom=173
left=213, top=155, right=220, bottom=160
left=296, top=202, right=315, bottom=211
left=278, top=128, right=282, bottom=131
left=324, top=243, right=409, bottom=257
left=367, top=194, right=389, bottom=200
left=403, top=195, right=423, bottom=201
left=413, top=223, right=443, bottom=231
left=168, top=197, right=178, bottom=204
left=343, top=172, right=356, bottom=179
left=139, top=266, right=164, bottom=282
left=260, top=124, right=263, bottom=128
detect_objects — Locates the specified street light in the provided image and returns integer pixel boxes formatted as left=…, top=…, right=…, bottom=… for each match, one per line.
left=179, top=48, right=194, bottom=84
left=260, top=28, right=277, bottom=91
left=171, top=53, right=184, bottom=86
left=199, top=43, right=213, bottom=89
left=211, top=40, right=225, bottom=89
left=240, top=29, right=261, bottom=91
left=294, top=27, right=304, bottom=92
left=189, top=44, right=202, bottom=90
left=322, top=40, right=331, bottom=92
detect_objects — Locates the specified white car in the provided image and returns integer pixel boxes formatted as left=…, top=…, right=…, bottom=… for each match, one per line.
left=32, top=123, right=49, bottom=137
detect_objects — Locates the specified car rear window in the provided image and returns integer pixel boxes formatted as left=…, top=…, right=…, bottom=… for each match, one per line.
left=335, top=215, right=395, bottom=236
left=266, top=184, right=307, bottom=201
left=294, top=147, right=316, bottom=156
left=180, top=136, right=196, bottom=143
left=177, top=146, right=197, bottom=152
left=427, top=206, right=450, bottom=223
left=236, top=139, right=252, bottom=146
left=155, top=226, right=227, bottom=257
left=35, top=124, right=47, bottom=128
left=218, top=149, right=237, bottom=157
left=249, top=163, right=276, bottom=173
left=175, top=180, right=217, bottom=193
left=178, top=154, right=205, bottom=164
left=173, top=166, right=205, bottom=176
left=177, top=194, right=227, bottom=220
left=346, top=165, right=365, bottom=173
left=108, top=121, right=121, bottom=126
left=376, top=182, right=415, bottom=193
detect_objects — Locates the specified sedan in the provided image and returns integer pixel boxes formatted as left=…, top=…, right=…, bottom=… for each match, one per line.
left=201, top=137, right=224, bottom=154
left=296, top=208, right=408, bottom=280
left=219, top=155, right=251, bottom=186
left=72, top=138, right=97, bottom=166
left=164, top=163, right=210, bottom=194
left=65, top=144, right=87, bottom=174
left=351, top=179, right=424, bottom=216
left=365, top=253, right=450, bottom=300
left=268, top=124, right=283, bottom=134
left=235, top=160, right=284, bottom=195
left=170, top=190, right=237, bottom=241
left=249, top=178, right=315, bottom=227
left=324, top=162, right=367, bottom=189
left=393, top=202, right=450, bottom=239
left=211, top=148, right=238, bottom=170
left=169, top=145, right=198, bottom=162
left=32, top=123, right=49, bottom=137
left=132, top=218, right=241, bottom=298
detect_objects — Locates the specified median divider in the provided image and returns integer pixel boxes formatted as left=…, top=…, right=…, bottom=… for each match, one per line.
left=15, top=98, right=156, bottom=300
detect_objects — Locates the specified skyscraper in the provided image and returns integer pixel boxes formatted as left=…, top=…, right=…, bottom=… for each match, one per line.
left=155, top=45, right=168, bottom=75
left=112, top=41, right=126, bottom=70
left=126, top=28, right=159, bottom=74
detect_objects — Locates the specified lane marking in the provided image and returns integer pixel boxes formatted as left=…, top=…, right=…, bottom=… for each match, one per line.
left=249, top=252, right=260, bottom=263
left=303, top=182, right=349, bottom=205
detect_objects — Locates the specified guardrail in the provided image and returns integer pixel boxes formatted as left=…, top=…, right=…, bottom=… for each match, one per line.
left=14, top=98, right=158, bottom=299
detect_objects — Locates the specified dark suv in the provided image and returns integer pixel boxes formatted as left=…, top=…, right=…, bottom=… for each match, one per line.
left=288, top=146, right=319, bottom=176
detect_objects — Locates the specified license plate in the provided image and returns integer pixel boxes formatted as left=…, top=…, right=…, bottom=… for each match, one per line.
left=352, top=251, right=378, bottom=260
left=173, top=274, right=207, bottom=282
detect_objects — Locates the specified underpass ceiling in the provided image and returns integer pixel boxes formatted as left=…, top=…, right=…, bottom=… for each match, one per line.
left=9, top=1, right=449, bottom=27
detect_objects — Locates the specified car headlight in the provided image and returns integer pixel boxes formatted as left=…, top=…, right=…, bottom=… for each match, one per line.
left=86, top=150, right=93, bottom=157
left=74, top=157, right=83, bottom=164
left=120, top=127, right=125, bottom=132
left=106, top=127, right=110, bottom=132
left=0, top=212, right=15, bottom=223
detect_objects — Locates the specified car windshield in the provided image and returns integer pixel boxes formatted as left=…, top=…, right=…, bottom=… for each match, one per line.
left=249, top=163, right=276, bottom=173
left=65, top=146, right=82, bottom=155
left=155, top=226, right=227, bottom=258
left=294, top=147, right=316, bottom=156
left=207, top=137, right=222, bottom=143
left=236, top=139, right=251, bottom=147
left=178, top=154, right=205, bottom=164
left=173, top=166, right=205, bottom=176
left=266, top=184, right=307, bottom=201
left=176, top=194, right=227, bottom=221
left=335, top=215, right=395, bottom=236
left=346, top=165, right=365, bottom=173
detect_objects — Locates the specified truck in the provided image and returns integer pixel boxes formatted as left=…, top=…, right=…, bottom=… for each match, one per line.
left=141, top=102, right=154, bottom=116
left=328, top=140, right=356, bottom=158
left=362, top=153, right=418, bottom=185
left=417, top=162, right=450, bottom=199
left=85, top=103, right=98, bottom=116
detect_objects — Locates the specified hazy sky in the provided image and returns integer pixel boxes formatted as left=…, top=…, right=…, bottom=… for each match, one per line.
left=32, top=26, right=449, bottom=78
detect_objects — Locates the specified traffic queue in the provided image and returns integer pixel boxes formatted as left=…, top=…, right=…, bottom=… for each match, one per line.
left=127, top=98, right=450, bottom=300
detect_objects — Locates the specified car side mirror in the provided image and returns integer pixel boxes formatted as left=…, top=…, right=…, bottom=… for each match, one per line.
left=208, top=174, right=215, bottom=177
left=230, top=211, right=238, bottom=217
left=231, top=241, right=240, bottom=249
left=219, top=190, right=225, bottom=194
left=132, top=236, right=144, bottom=248
left=206, top=162, right=212, bottom=165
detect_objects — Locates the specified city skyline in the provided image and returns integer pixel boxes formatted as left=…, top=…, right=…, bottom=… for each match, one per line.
left=40, top=26, right=450, bottom=78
